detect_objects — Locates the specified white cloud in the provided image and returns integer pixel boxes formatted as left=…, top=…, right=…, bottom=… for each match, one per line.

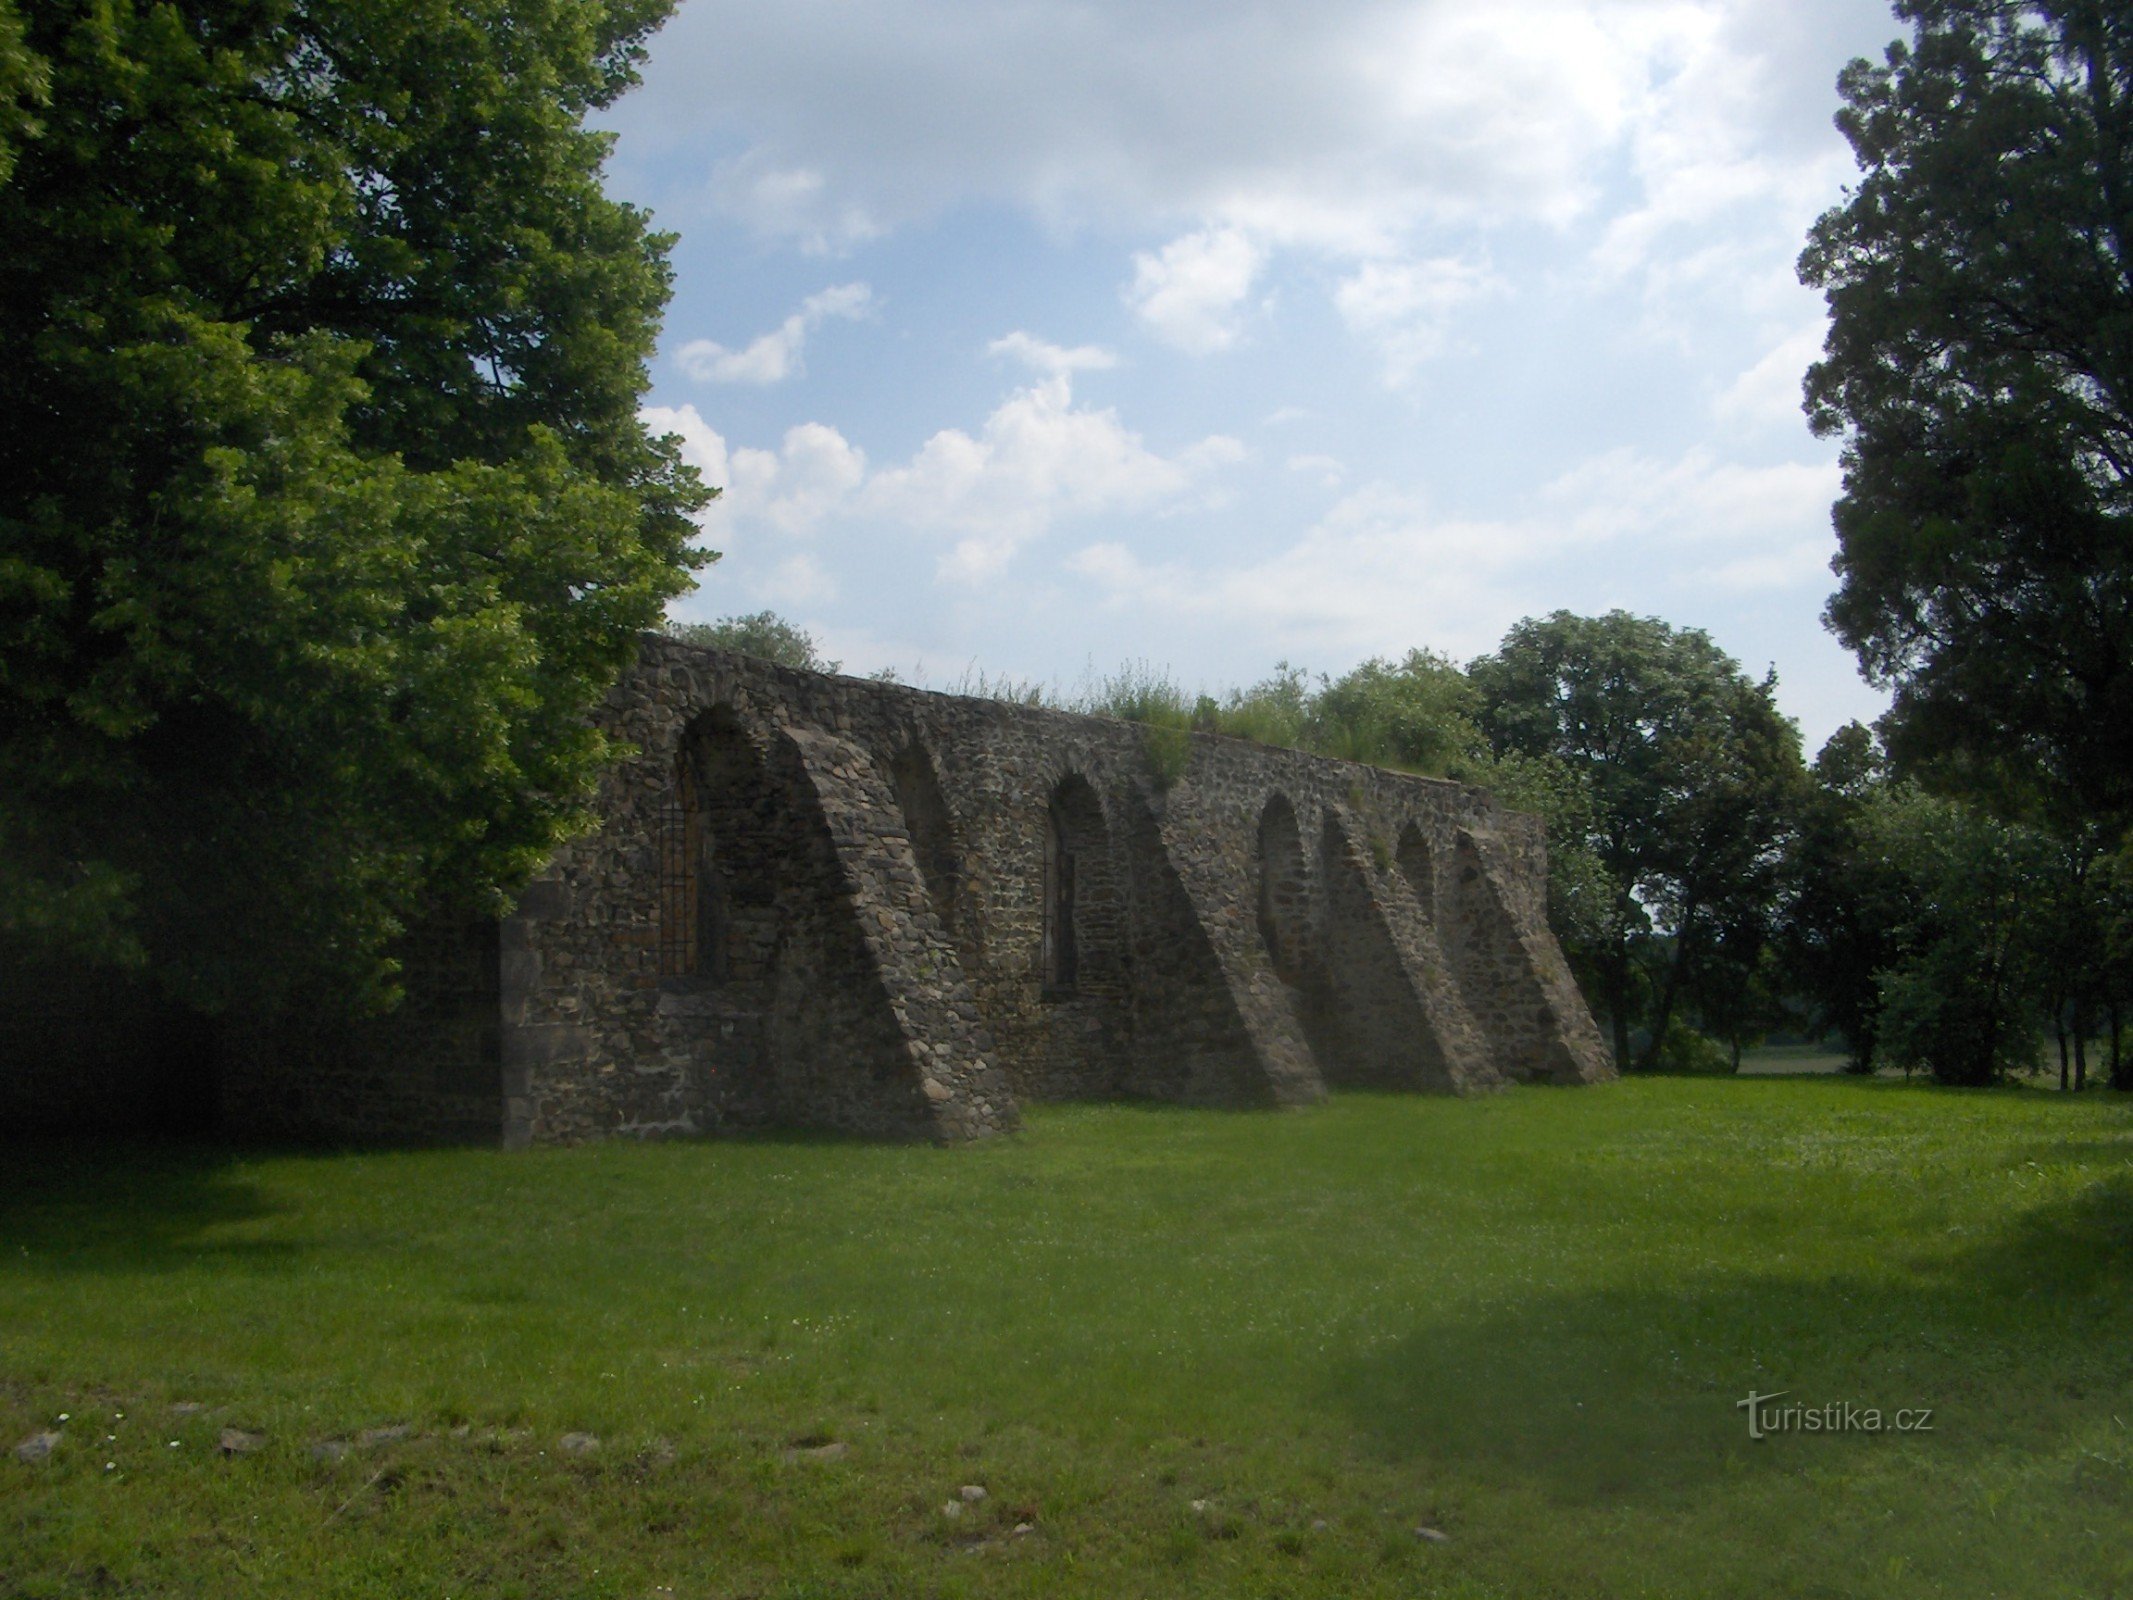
left=1125, top=227, right=1265, bottom=353
left=1063, top=444, right=1842, bottom=658
left=988, top=331, right=1120, bottom=377
left=1287, top=454, right=1346, bottom=488
left=675, top=282, right=875, bottom=384
left=1333, top=254, right=1500, bottom=385
left=647, top=371, right=1245, bottom=586
left=617, top=1, right=1900, bottom=252
left=865, top=373, right=1245, bottom=580
left=1715, top=321, right=1826, bottom=430
left=640, top=405, right=866, bottom=543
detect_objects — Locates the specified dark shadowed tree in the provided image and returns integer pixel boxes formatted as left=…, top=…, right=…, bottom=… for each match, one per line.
left=1775, top=723, right=1912, bottom=1070
left=1800, top=0, right=2133, bottom=827
left=1470, top=611, right=1805, bottom=1071
left=0, top=0, right=711, bottom=1014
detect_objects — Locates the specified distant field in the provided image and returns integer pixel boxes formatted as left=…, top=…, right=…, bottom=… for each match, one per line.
left=1737, top=1042, right=1854, bottom=1075
left=4, top=1078, right=2130, bottom=1599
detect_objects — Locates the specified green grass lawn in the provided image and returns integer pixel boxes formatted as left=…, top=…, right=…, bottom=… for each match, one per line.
left=4, top=1078, right=2131, bottom=1599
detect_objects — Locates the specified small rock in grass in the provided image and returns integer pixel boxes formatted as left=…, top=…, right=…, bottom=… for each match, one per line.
left=219, top=1428, right=265, bottom=1457
left=941, top=1501, right=964, bottom=1520
left=14, top=1432, right=60, bottom=1464
left=1415, top=1526, right=1450, bottom=1544
left=1311, top=1518, right=1330, bottom=1531
left=1012, top=1523, right=1034, bottom=1537
left=168, top=1402, right=206, bottom=1417
left=781, top=1440, right=848, bottom=1464
left=559, top=1432, right=600, bottom=1456
left=1190, top=1499, right=1212, bottom=1514
left=958, top=1484, right=987, bottom=1503
left=357, top=1424, right=412, bottom=1448
left=309, top=1439, right=349, bottom=1463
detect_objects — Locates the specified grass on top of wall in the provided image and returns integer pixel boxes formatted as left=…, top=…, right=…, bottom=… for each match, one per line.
left=2, top=1076, right=2130, bottom=1600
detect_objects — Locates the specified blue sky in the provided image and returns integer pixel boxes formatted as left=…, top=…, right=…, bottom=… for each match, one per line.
left=606, top=0, right=1909, bottom=755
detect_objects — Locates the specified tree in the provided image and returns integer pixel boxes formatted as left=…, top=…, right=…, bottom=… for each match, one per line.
left=1863, top=785, right=2049, bottom=1084
left=1775, top=724, right=1912, bottom=1070
left=1800, top=1, right=2133, bottom=827
left=1469, top=612, right=1805, bottom=1072
left=667, top=612, right=838, bottom=673
left=0, top=0, right=710, bottom=1014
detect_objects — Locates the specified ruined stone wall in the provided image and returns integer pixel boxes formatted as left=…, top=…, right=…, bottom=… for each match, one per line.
left=211, top=635, right=1610, bottom=1145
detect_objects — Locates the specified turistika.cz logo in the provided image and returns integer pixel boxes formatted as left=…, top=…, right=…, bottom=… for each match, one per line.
left=1736, top=1390, right=1934, bottom=1440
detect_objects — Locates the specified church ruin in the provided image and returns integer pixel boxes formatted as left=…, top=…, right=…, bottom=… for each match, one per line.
left=206, top=635, right=1612, bottom=1144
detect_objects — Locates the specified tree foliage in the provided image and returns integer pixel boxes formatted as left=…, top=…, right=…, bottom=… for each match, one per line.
left=1801, top=0, right=2133, bottom=825
left=0, top=0, right=709, bottom=1013
left=667, top=612, right=838, bottom=674
left=1470, top=611, right=1805, bottom=1071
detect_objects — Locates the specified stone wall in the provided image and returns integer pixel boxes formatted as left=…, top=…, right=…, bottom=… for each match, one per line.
left=215, top=635, right=1611, bottom=1145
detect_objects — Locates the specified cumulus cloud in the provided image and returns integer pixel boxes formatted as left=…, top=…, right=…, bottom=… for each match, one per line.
left=865, top=373, right=1245, bottom=581
left=641, top=404, right=866, bottom=543
left=646, top=371, right=1244, bottom=585
left=1125, top=228, right=1265, bottom=353
left=1064, top=446, right=1842, bottom=658
left=619, top=1, right=1895, bottom=247
left=987, top=331, right=1119, bottom=377
left=675, top=283, right=875, bottom=384
left=1333, top=254, right=1500, bottom=385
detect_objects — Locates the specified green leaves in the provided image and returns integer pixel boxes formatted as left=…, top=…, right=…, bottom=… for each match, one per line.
left=1470, top=611, right=1807, bottom=1070
left=1802, top=0, right=2133, bottom=826
left=0, top=0, right=709, bottom=1013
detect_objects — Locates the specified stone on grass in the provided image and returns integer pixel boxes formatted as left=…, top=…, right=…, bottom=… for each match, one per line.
left=781, top=1440, right=848, bottom=1463
left=219, top=1427, right=265, bottom=1456
left=559, top=1432, right=600, bottom=1456
left=357, top=1424, right=412, bottom=1447
left=309, top=1439, right=349, bottom=1463
left=1415, top=1526, right=1450, bottom=1544
left=958, top=1484, right=987, bottom=1503
left=14, top=1432, right=60, bottom=1464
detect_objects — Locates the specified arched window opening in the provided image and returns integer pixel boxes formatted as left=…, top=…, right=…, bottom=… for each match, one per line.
left=891, top=743, right=961, bottom=935
left=658, top=756, right=702, bottom=979
left=1396, top=824, right=1436, bottom=923
left=1043, top=804, right=1078, bottom=993
left=1257, top=795, right=1309, bottom=985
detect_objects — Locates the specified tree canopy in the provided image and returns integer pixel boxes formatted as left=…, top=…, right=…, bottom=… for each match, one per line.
left=1470, top=611, right=1804, bottom=1071
left=1800, top=0, right=2133, bottom=826
left=0, top=0, right=710, bottom=1013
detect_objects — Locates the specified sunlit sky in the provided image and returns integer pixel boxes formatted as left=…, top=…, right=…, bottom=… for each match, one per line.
left=604, top=0, right=1910, bottom=755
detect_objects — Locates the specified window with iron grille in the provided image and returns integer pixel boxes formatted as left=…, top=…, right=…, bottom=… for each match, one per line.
left=658, top=757, right=700, bottom=979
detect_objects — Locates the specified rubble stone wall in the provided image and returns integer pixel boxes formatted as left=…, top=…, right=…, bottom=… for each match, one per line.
left=215, top=635, right=1612, bottom=1144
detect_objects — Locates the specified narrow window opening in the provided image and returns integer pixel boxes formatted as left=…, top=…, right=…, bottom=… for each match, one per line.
left=1044, top=806, right=1079, bottom=993
left=659, top=757, right=702, bottom=979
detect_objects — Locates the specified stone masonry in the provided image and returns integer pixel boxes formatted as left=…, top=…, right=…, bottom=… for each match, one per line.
left=214, top=636, right=1613, bottom=1144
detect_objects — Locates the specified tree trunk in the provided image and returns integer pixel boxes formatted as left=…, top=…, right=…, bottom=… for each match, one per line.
left=2073, top=997, right=2089, bottom=1091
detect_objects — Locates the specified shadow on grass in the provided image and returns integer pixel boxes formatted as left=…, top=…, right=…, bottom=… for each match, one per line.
left=0, top=1138, right=303, bottom=1277
left=1326, top=1170, right=2133, bottom=1508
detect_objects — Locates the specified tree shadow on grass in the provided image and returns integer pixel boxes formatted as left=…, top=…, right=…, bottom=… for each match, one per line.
left=0, top=1138, right=304, bottom=1277
left=1323, top=1170, right=2133, bottom=1509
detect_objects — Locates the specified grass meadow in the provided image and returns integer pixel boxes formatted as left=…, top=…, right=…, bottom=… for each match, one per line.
left=3, top=1076, right=2130, bottom=1598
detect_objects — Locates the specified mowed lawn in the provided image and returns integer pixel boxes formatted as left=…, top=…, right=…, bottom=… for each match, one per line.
left=3, top=1078, right=2131, bottom=1599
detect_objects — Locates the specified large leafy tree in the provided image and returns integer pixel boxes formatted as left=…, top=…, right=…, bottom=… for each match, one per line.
left=1800, top=1, right=2133, bottom=825
left=0, top=0, right=709, bottom=1013
left=1470, top=612, right=1805, bottom=1071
